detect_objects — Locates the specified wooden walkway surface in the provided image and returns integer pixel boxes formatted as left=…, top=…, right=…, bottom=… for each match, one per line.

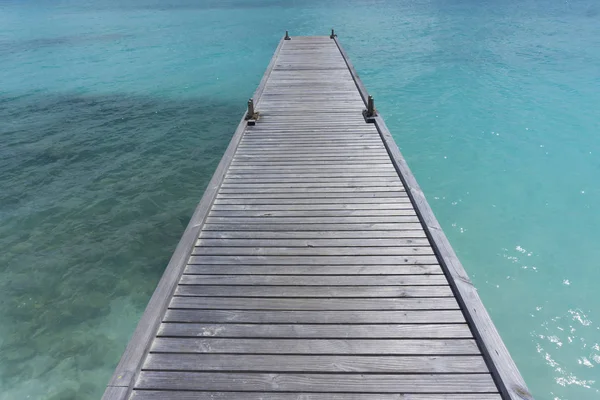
left=104, top=35, right=532, bottom=400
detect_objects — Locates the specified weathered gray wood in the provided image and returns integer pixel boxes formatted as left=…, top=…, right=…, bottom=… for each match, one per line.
left=136, top=372, right=496, bottom=392
left=233, top=151, right=389, bottom=156
left=196, top=237, right=429, bottom=246
left=229, top=162, right=393, bottom=166
left=212, top=199, right=411, bottom=207
left=188, top=254, right=438, bottom=265
left=174, top=285, right=453, bottom=298
left=239, top=139, right=383, bottom=144
left=169, top=297, right=459, bottom=310
left=233, top=157, right=392, bottom=162
left=220, top=179, right=402, bottom=187
left=131, top=392, right=502, bottom=400
left=237, top=144, right=386, bottom=149
left=185, top=264, right=442, bottom=275
left=144, top=353, right=488, bottom=373
left=335, top=37, right=531, bottom=400
left=151, top=338, right=480, bottom=355
left=192, top=245, right=432, bottom=256
left=157, top=323, right=472, bottom=338
left=205, top=216, right=419, bottom=225
left=201, top=224, right=423, bottom=232
left=224, top=174, right=399, bottom=181
left=208, top=209, right=417, bottom=216
left=216, top=192, right=408, bottom=198
left=179, top=274, right=447, bottom=286
left=226, top=168, right=397, bottom=174
left=198, top=230, right=426, bottom=239
left=217, top=186, right=406, bottom=193
left=188, top=255, right=439, bottom=266
left=219, top=186, right=405, bottom=193
left=210, top=203, right=415, bottom=210
left=107, top=35, right=527, bottom=400
left=242, top=133, right=379, bottom=137
left=102, top=387, right=129, bottom=400
left=163, top=309, right=466, bottom=324
left=225, top=169, right=397, bottom=175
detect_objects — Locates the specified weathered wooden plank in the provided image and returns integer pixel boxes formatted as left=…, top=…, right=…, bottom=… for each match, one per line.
left=235, top=149, right=387, bottom=154
left=157, top=323, right=472, bottom=338
left=144, top=353, right=487, bottom=373
left=261, top=96, right=362, bottom=100
left=221, top=179, right=401, bottom=186
left=236, top=147, right=388, bottom=152
left=261, top=95, right=364, bottom=99
left=191, top=246, right=433, bottom=256
left=227, top=167, right=396, bottom=173
left=131, top=392, right=502, bottom=400
left=219, top=182, right=404, bottom=189
left=245, top=130, right=373, bottom=134
left=163, top=309, right=466, bottom=324
left=225, top=169, right=396, bottom=174
left=238, top=142, right=384, bottom=147
left=174, top=285, right=454, bottom=298
left=224, top=175, right=398, bottom=181
left=243, top=130, right=378, bottom=135
left=232, top=157, right=393, bottom=163
left=221, top=177, right=400, bottom=184
left=232, top=153, right=390, bottom=159
left=246, top=120, right=370, bottom=124
left=239, top=138, right=382, bottom=144
left=151, top=337, right=479, bottom=355
left=187, top=255, right=439, bottom=265
left=213, top=197, right=412, bottom=205
left=208, top=209, right=417, bottom=217
left=136, top=372, right=496, bottom=392
left=236, top=146, right=386, bottom=151
left=196, top=237, right=429, bottom=246
left=230, top=159, right=385, bottom=165
left=248, top=117, right=371, bottom=122
left=200, top=223, right=424, bottom=231
left=198, top=230, right=426, bottom=239
left=169, top=297, right=459, bottom=311
left=243, top=125, right=375, bottom=129
left=259, top=97, right=360, bottom=101
left=216, top=188, right=406, bottom=194
left=210, top=203, right=415, bottom=211
left=233, top=155, right=391, bottom=160
left=224, top=172, right=398, bottom=178
left=179, top=274, right=447, bottom=286
left=259, top=96, right=361, bottom=100
left=216, top=192, right=408, bottom=199
left=185, top=264, right=441, bottom=276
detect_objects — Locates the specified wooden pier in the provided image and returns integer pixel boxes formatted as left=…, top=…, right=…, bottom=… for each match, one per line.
left=103, top=34, right=532, bottom=400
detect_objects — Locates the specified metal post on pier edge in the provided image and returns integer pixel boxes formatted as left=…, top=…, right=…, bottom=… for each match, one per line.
left=330, top=28, right=337, bottom=39
left=245, top=98, right=258, bottom=125
left=285, top=30, right=291, bottom=40
left=363, top=95, right=376, bottom=122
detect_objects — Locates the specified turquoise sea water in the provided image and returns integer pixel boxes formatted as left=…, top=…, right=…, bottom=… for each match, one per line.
left=1, top=0, right=599, bottom=398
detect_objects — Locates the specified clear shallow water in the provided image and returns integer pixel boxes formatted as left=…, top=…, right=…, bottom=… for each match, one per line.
left=1, top=0, right=599, bottom=399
